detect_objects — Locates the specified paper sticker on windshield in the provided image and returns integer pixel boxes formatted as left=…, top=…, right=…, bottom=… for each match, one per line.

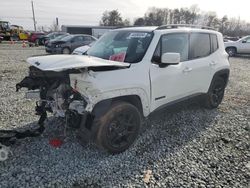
left=127, top=33, right=148, bottom=39
left=109, top=52, right=126, bottom=62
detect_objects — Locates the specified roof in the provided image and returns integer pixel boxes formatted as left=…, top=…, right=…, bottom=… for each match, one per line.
left=115, top=26, right=157, bottom=32
left=114, top=25, right=219, bottom=34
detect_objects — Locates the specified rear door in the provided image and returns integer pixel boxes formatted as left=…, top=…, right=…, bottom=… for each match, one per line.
left=185, top=33, right=214, bottom=93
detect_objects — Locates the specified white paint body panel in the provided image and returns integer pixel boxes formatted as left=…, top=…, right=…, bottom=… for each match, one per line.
left=27, top=55, right=129, bottom=72
left=28, top=27, right=230, bottom=117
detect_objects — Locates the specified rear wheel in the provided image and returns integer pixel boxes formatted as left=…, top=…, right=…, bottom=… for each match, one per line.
left=62, top=47, right=70, bottom=54
left=204, top=77, right=226, bottom=109
left=93, top=102, right=141, bottom=154
left=226, top=47, right=236, bottom=57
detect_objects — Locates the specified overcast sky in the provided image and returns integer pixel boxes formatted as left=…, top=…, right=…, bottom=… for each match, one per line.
left=0, top=0, right=249, bottom=30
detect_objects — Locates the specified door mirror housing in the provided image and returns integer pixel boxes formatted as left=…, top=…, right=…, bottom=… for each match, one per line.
left=242, top=40, right=247, bottom=43
left=161, top=52, right=180, bottom=65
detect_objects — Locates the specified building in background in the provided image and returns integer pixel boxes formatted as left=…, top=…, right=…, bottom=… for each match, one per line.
left=61, top=25, right=118, bottom=38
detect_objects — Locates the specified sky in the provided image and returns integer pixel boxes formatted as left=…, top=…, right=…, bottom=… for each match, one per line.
left=0, top=0, right=249, bottom=30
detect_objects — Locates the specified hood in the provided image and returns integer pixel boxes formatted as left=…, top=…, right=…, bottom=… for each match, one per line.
left=27, top=55, right=130, bottom=72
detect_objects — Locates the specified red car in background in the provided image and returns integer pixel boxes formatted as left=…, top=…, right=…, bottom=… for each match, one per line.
left=28, top=32, right=45, bottom=46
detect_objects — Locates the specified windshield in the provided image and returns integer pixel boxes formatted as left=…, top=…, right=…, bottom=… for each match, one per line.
left=53, top=34, right=69, bottom=41
left=87, top=30, right=153, bottom=63
left=61, top=35, right=74, bottom=41
left=46, top=33, right=54, bottom=37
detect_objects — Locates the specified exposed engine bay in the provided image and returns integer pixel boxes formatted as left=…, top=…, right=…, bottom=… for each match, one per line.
left=16, top=66, right=87, bottom=128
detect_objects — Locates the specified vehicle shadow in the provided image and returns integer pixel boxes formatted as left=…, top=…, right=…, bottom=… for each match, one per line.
left=0, top=98, right=220, bottom=187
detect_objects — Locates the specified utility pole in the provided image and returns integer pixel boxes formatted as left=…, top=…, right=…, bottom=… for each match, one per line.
left=31, top=1, right=36, bottom=31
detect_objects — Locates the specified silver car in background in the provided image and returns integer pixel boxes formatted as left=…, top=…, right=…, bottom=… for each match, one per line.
left=224, top=35, right=250, bottom=56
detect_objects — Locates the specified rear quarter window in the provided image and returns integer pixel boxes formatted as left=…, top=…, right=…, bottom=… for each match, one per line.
left=189, top=33, right=211, bottom=59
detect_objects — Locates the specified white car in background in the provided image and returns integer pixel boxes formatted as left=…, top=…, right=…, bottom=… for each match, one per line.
left=224, top=35, right=250, bottom=56
left=72, top=41, right=95, bottom=55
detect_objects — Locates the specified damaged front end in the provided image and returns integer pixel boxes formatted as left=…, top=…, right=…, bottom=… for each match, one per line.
left=16, top=66, right=88, bottom=129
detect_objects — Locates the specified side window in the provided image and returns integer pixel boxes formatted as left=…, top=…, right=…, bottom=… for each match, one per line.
left=152, top=33, right=189, bottom=63
left=72, top=36, right=83, bottom=42
left=245, top=37, right=250, bottom=43
left=210, top=34, right=219, bottom=53
left=83, top=36, right=92, bottom=42
left=190, top=33, right=211, bottom=59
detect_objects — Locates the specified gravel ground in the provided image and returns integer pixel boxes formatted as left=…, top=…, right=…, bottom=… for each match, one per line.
left=0, top=43, right=249, bottom=188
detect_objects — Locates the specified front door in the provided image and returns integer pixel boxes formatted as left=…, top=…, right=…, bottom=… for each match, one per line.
left=150, top=33, right=195, bottom=111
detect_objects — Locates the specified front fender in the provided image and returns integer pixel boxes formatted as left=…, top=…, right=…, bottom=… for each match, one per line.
left=85, top=88, right=150, bottom=117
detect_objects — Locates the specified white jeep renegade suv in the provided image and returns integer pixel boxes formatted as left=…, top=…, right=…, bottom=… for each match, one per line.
left=16, top=25, right=230, bottom=153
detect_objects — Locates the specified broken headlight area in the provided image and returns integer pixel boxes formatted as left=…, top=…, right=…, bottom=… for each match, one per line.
left=16, top=66, right=88, bottom=128
left=0, top=66, right=91, bottom=151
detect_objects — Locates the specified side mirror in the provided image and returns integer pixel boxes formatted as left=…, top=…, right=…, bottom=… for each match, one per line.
left=242, top=40, right=247, bottom=43
left=161, top=52, right=180, bottom=65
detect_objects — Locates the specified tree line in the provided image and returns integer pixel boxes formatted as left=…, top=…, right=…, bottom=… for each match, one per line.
left=100, top=6, right=250, bottom=37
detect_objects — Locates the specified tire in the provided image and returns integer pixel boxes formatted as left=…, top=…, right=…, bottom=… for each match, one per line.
left=62, top=47, right=70, bottom=54
left=204, top=77, right=226, bottom=109
left=93, top=102, right=141, bottom=154
left=226, top=47, right=236, bottom=57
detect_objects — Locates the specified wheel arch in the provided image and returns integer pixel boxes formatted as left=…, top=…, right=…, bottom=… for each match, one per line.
left=225, top=46, right=237, bottom=53
left=62, top=46, right=71, bottom=53
left=208, top=69, right=230, bottom=92
left=91, top=95, right=144, bottom=119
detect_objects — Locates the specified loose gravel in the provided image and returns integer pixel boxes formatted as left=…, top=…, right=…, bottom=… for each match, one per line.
left=0, top=44, right=249, bottom=188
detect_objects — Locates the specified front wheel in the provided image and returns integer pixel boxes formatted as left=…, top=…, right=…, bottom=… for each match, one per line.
left=62, top=47, right=70, bottom=54
left=93, top=102, right=141, bottom=154
left=204, top=77, right=226, bottom=109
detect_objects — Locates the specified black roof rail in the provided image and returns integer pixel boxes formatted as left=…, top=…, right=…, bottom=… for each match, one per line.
left=155, top=24, right=216, bottom=31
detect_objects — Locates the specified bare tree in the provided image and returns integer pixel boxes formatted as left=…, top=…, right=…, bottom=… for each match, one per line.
left=132, top=5, right=250, bottom=37
left=100, top=10, right=124, bottom=26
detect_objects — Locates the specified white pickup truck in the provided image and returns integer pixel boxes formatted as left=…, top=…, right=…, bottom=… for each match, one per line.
left=224, top=35, right=250, bottom=56
left=16, top=25, right=230, bottom=153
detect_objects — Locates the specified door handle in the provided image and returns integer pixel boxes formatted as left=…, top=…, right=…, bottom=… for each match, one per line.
left=183, top=67, right=192, bottom=73
left=210, top=61, right=217, bottom=66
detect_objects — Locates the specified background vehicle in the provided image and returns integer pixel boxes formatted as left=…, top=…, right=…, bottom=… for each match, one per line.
left=28, top=32, right=45, bottom=46
left=10, top=25, right=29, bottom=40
left=44, top=33, right=70, bottom=47
left=39, top=32, right=68, bottom=45
left=72, top=41, right=95, bottom=55
left=0, top=21, right=11, bottom=40
left=224, top=35, right=250, bottom=56
left=0, top=36, right=3, bottom=43
left=17, top=25, right=230, bottom=154
left=45, top=34, right=96, bottom=54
